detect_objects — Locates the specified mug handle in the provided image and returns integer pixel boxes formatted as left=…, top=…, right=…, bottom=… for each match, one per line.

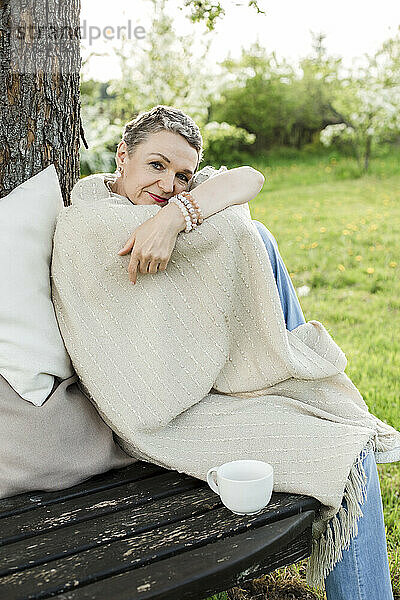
left=206, top=467, right=219, bottom=494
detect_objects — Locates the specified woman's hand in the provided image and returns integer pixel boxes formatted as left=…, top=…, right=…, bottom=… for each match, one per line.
left=117, top=204, right=184, bottom=284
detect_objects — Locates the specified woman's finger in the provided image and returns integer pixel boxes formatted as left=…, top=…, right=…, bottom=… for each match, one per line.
left=139, top=258, right=151, bottom=274
left=158, top=258, right=169, bottom=272
left=117, top=244, right=130, bottom=255
left=128, top=255, right=139, bottom=284
left=117, top=234, right=135, bottom=255
left=148, top=260, right=159, bottom=274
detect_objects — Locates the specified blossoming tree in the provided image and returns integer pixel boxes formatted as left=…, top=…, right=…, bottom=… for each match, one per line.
left=320, top=31, right=400, bottom=172
left=0, top=0, right=262, bottom=201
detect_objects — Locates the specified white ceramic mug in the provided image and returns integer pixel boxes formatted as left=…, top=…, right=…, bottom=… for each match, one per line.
left=206, top=459, right=274, bottom=515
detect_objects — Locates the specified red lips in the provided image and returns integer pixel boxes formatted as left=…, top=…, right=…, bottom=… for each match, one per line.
left=148, top=192, right=168, bottom=203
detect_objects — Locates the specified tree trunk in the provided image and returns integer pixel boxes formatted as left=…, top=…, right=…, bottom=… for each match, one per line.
left=0, top=0, right=81, bottom=205
left=364, top=134, right=372, bottom=172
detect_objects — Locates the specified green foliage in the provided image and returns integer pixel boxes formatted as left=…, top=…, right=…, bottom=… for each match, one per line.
left=209, top=36, right=343, bottom=152
left=210, top=44, right=296, bottom=149
left=320, top=28, right=400, bottom=172
left=79, top=105, right=121, bottom=177
left=106, top=0, right=213, bottom=123
left=202, top=121, right=256, bottom=167
left=181, top=0, right=265, bottom=31
left=291, top=33, right=343, bottom=139
left=80, top=9, right=400, bottom=176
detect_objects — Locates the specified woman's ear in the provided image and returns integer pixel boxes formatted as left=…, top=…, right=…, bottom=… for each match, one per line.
left=116, top=140, right=129, bottom=167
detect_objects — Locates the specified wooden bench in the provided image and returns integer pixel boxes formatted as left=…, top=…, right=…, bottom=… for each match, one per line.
left=0, top=461, right=321, bottom=600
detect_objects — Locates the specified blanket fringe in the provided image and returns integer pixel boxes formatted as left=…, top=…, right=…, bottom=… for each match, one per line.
left=305, top=437, right=375, bottom=591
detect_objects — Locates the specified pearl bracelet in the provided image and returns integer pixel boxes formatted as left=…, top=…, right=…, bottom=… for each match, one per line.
left=177, top=191, right=204, bottom=224
left=169, top=197, right=194, bottom=233
left=176, top=193, right=198, bottom=229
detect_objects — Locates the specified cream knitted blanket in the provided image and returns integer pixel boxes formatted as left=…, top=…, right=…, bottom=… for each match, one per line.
left=51, top=174, right=400, bottom=590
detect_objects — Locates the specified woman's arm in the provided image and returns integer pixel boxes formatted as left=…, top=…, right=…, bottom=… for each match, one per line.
left=117, top=166, right=265, bottom=283
left=160, top=166, right=265, bottom=234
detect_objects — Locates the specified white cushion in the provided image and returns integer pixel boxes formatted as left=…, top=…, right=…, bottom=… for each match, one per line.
left=0, top=164, right=74, bottom=406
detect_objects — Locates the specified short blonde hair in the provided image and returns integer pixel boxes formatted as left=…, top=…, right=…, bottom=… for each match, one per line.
left=118, top=105, right=204, bottom=175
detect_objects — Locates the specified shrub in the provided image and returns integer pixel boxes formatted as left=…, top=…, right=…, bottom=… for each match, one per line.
left=202, top=121, right=256, bottom=167
left=79, top=106, right=122, bottom=176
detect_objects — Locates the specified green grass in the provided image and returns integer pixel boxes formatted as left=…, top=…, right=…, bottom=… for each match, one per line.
left=203, top=147, right=400, bottom=600
left=249, top=145, right=400, bottom=191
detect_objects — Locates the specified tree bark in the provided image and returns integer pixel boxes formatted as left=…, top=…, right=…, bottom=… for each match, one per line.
left=364, top=134, right=372, bottom=172
left=0, top=0, right=81, bottom=205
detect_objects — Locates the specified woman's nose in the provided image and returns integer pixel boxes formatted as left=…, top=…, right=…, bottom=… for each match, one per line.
left=158, top=171, right=176, bottom=194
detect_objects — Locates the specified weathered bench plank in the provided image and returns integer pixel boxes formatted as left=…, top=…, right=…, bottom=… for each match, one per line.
left=0, top=463, right=166, bottom=519
left=0, top=472, right=204, bottom=550
left=49, top=512, right=316, bottom=600
left=0, top=462, right=321, bottom=600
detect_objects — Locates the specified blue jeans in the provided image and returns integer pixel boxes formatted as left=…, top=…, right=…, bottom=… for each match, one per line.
left=252, top=221, right=306, bottom=332
left=253, top=220, right=394, bottom=600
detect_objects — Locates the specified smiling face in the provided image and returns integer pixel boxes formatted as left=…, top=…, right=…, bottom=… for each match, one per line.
left=111, top=130, right=199, bottom=206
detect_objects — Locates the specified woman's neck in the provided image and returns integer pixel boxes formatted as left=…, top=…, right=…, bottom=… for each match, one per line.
left=109, top=177, right=124, bottom=196
left=109, top=179, right=118, bottom=194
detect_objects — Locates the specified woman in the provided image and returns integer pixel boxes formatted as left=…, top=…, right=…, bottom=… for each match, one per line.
left=56, top=105, right=397, bottom=600
left=105, top=106, right=395, bottom=600
left=103, top=106, right=305, bottom=329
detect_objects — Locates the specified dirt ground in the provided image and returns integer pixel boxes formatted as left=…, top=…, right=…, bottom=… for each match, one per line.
left=225, top=561, right=326, bottom=600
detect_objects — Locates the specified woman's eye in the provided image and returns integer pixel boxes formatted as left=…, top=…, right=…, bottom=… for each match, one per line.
left=150, top=162, right=188, bottom=183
